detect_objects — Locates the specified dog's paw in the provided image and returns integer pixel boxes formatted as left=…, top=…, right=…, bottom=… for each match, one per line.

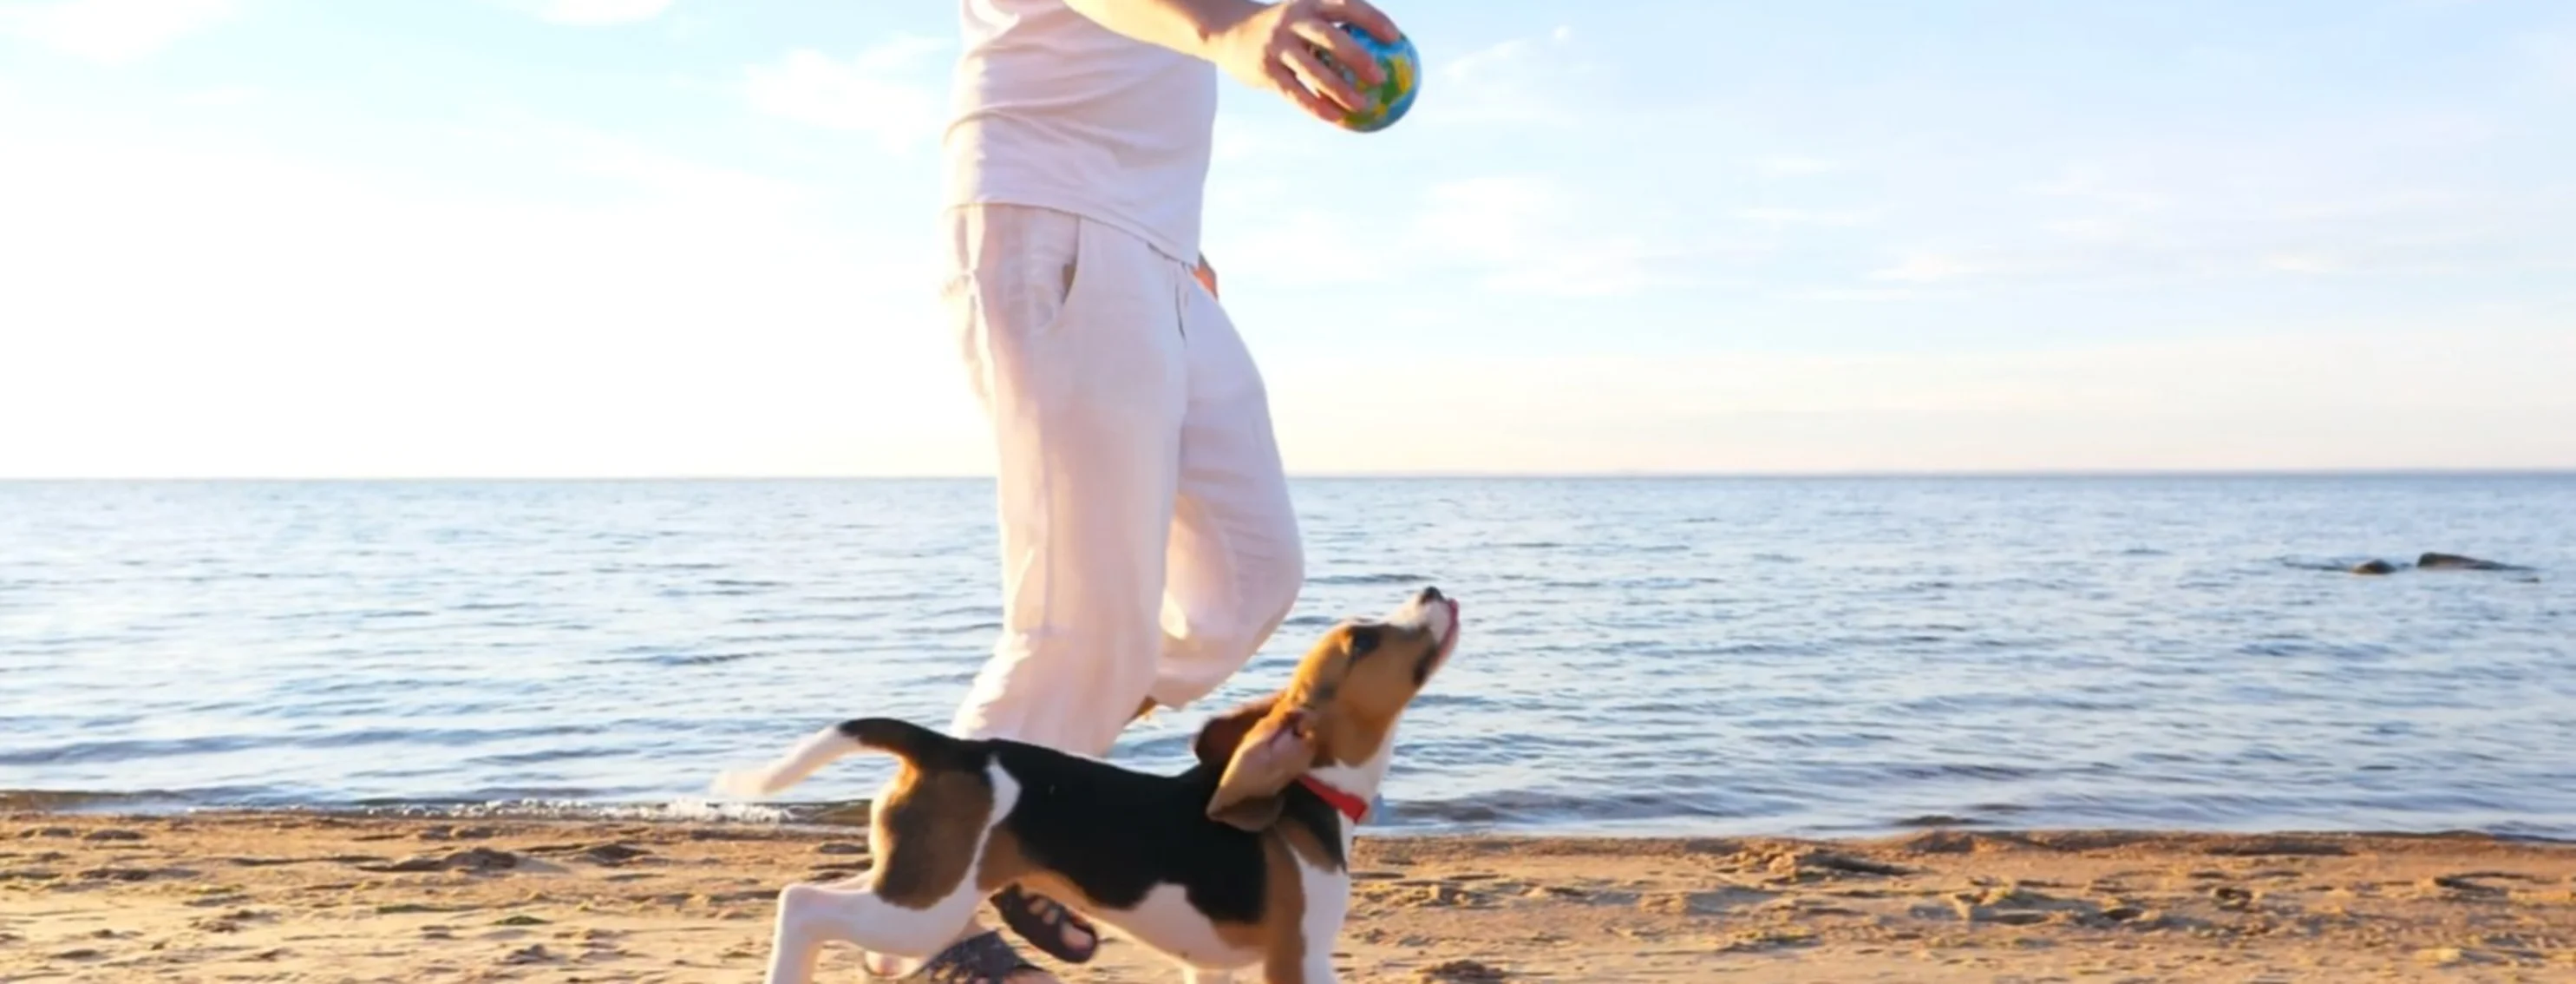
left=861, top=950, right=920, bottom=978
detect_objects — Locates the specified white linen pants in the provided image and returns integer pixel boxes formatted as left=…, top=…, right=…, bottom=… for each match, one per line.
left=939, top=203, right=1304, bottom=758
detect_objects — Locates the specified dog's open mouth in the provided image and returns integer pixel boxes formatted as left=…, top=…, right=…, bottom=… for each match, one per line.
left=1422, top=593, right=1461, bottom=678
left=1435, top=596, right=1461, bottom=655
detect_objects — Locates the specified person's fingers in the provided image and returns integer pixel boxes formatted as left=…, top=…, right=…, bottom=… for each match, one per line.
left=1289, top=16, right=1382, bottom=86
left=1317, top=0, right=1400, bottom=44
left=1265, top=56, right=1344, bottom=123
left=1281, top=43, right=1368, bottom=115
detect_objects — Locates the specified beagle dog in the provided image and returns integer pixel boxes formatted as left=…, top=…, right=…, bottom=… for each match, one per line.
left=710, top=585, right=1462, bottom=984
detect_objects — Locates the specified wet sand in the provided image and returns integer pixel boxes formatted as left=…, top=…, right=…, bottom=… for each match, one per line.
left=6, top=812, right=2575, bottom=981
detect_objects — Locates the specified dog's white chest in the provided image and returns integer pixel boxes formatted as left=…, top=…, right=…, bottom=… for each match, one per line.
left=1101, top=883, right=1263, bottom=968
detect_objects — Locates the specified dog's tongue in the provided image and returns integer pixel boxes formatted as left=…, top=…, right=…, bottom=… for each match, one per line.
left=1439, top=598, right=1462, bottom=656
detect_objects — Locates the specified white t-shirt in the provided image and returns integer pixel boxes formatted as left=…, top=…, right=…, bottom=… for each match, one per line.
left=944, top=0, right=1219, bottom=264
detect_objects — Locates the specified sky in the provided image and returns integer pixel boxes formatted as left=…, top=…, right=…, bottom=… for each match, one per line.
left=1, top=0, right=2571, bottom=477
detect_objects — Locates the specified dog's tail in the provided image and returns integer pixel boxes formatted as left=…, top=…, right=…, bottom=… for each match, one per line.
left=709, top=718, right=950, bottom=800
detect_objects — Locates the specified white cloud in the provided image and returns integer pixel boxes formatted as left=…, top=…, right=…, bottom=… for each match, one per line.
left=1756, top=155, right=1845, bottom=178
left=2029, top=167, right=2174, bottom=213
left=1413, top=175, right=1681, bottom=296
left=177, top=84, right=261, bottom=107
left=2262, top=253, right=2340, bottom=275
left=1442, top=38, right=1532, bottom=82
left=0, top=0, right=236, bottom=65
left=1737, top=207, right=1872, bottom=228
left=498, top=0, right=676, bottom=27
left=1220, top=174, right=1731, bottom=297
left=0, top=117, right=974, bottom=480
left=1266, top=323, right=2576, bottom=474
left=742, top=37, right=949, bottom=152
left=1424, top=29, right=1585, bottom=128
left=2527, top=31, right=2576, bottom=89
left=1871, top=253, right=1992, bottom=284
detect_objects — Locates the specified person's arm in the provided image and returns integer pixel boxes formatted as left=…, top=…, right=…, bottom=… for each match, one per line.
left=1061, top=0, right=1260, bottom=60
left=1062, top=0, right=1402, bottom=125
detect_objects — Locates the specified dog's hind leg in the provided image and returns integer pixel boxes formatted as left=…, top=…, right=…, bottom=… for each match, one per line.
left=765, top=879, right=984, bottom=984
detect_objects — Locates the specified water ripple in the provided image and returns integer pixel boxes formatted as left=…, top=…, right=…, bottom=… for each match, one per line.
left=0, top=476, right=2569, bottom=837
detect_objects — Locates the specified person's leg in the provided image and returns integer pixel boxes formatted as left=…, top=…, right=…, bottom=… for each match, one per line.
left=1145, top=272, right=1305, bottom=715
left=945, top=202, right=1186, bottom=758
left=931, top=203, right=1189, bottom=977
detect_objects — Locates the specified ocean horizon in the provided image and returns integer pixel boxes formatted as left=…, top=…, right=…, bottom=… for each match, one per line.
left=3, top=474, right=2569, bottom=838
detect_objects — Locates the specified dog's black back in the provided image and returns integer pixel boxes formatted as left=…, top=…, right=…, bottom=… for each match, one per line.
left=834, top=716, right=1348, bottom=922
left=985, top=738, right=1346, bottom=923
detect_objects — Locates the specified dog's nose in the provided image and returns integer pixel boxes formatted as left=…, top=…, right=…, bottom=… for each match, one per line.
left=1416, top=586, right=1443, bottom=605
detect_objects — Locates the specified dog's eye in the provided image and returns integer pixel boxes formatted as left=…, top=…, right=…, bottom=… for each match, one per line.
left=1344, top=626, right=1382, bottom=659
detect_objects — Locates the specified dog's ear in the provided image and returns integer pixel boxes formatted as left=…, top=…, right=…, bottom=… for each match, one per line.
left=1191, top=697, right=1275, bottom=767
left=1201, top=702, right=1318, bottom=832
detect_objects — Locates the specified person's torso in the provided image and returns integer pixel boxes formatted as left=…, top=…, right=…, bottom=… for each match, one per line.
left=944, top=0, right=1219, bottom=262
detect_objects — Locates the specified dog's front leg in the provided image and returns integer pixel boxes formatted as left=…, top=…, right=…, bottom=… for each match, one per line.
left=1280, top=951, right=1339, bottom=984
left=1273, top=886, right=1349, bottom=983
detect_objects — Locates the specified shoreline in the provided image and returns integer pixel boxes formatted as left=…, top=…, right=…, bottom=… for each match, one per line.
left=10, top=811, right=2576, bottom=981
left=14, top=790, right=2573, bottom=848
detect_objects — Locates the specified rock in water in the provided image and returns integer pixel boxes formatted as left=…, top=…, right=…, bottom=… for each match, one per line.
left=2350, top=560, right=2397, bottom=575
left=2416, top=552, right=2524, bottom=571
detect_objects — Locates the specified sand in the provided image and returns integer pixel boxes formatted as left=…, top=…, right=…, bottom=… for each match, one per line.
left=6, top=813, right=2575, bottom=982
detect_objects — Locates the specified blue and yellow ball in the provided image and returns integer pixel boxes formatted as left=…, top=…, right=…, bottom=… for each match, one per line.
left=1317, top=25, right=1419, bottom=133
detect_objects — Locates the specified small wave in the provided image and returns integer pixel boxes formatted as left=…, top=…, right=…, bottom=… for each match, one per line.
left=0, top=724, right=603, bottom=767
left=1890, top=813, right=1991, bottom=828
left=335, top=797, right=808, bottom=826
left=2276, top=555, right=2376, bottom=573
left=0, top=736, right=268, bottom=767
left=1307, top=573, right=1432, bottom=587
left=1376, top=787, right=1782, bottom=829
left=631, top=651, right=767, bottom=667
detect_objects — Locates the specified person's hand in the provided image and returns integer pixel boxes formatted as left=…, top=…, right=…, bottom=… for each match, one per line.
left=1193, top=253, right=1219, bottom=298
left=1208, top=0, right=1402, bottom=126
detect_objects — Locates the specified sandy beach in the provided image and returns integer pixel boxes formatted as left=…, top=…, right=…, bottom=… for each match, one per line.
left=6, top=813, right=2575, bottom=982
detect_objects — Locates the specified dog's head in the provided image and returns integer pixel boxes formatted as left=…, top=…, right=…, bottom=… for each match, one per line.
left=1192, top=586, right=1461, bottom=831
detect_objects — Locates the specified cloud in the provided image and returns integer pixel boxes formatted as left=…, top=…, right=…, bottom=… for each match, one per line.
left=1424, top=27, right=1585, bottom=128
left=2528, top=31, right=2576, bottom=89
left=1756, top=155, right=1845, bottom=178
left=1265, top=322, right=2576, bottom=474
left=177, top=84, right=261, bottom=107
left=1412, top=174, right=1692, bottom=296
left=1737, top=207, right=1873, bottom=228
left=543, top=126, right=819, bottom=213
left=0, top=115, right=972, bottom=479
left=1442, top=37, right=1533, bottom=83
left=0, top=0, right=236, bottom=65
left=1221, top=174, right=1740, bottom=297
left=742, top=36, right=949, bottom=152
left=2262, top=253, right=2340, bottom=275
left=497, top=0, right=676, bottom=26
left=1870, top=253, right=1993, bottom=284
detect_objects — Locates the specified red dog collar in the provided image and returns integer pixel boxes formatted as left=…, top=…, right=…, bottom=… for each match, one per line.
left=1298, top=776, right=1370, bottom=823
